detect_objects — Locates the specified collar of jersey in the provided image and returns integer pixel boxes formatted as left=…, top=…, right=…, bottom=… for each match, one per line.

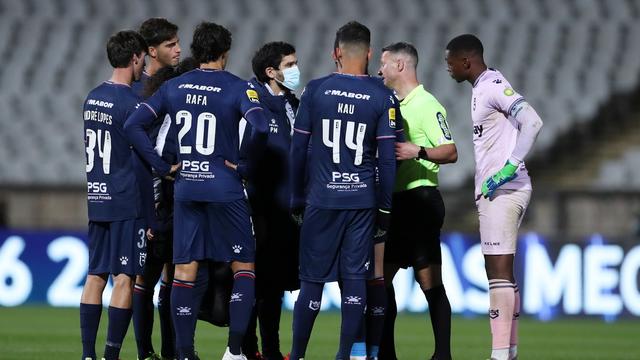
left=400, top=84, right=423, bottom=105
left=473, top=69, right=493, bottom=88
left=104, top=80, right=131, bottom=88
left=332, top=72, right=370, bottom=78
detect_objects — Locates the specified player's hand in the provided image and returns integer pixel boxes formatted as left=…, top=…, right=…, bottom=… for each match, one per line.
left=291, top=206, right=305, bottom=227
left=395, top=142, right=420, bottom=160
left=146, top=228, right=154, bottom=241
left=481, top=161, right=518, bottom=198
left=374, top=208, right=391, bottom=239
left=224, top=160, right=237, bottom=171
left=164, top=163, right=181, bottom=181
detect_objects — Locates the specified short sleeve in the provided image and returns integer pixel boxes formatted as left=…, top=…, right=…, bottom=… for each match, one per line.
left=424, top=106, right=454, bottom=146
left=142, top=82, right=168, bottom=119
left=293, top=84, right=313, bottom=134
left=376, top=93, right=397, bottom=140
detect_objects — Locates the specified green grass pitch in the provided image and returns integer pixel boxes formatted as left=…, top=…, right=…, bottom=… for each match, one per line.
left=0, top=306, right=638, bottom=359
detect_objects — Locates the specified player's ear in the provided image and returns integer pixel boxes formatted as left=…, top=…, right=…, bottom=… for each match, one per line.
left=148, top=46, right=157, bottom=59
left=367, top=47, right=372, bottom=61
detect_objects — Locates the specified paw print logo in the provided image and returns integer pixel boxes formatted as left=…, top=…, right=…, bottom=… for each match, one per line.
left=232, top=245, right=242, bottom=254
left=119, top=256, right=128, bottom=266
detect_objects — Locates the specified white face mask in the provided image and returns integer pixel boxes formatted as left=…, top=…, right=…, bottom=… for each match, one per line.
left=276, top=65, right=301, bottom=90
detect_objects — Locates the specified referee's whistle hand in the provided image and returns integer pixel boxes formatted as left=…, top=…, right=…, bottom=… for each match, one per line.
left=395, top=142, right=420, bottom=160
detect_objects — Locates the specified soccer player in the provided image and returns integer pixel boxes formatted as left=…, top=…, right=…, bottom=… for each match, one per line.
left=377, top=42, right=458, bottom=360
left=129, top=17, right=181, bottom=360
left=288, top=21, right=396, bottom=360
left=80, top=30, right=150, bottom=360
left=230, top=41, right=301, bottom=360
left=445, top=34, right=543, bottom=360
left=125, top=22, right=269, bottom=360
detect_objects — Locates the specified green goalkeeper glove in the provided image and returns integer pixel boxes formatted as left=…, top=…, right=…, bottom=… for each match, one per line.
left=481, top=161, right=518, bottom=198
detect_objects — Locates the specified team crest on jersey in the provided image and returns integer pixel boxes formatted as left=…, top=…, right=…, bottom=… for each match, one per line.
left=388, top=108, right=396, bottom=128
left=246, top=89, right=260, bottom=103
left=436, top=112, right=452, bottom=140
left=503, top=87, right=515, bottom=96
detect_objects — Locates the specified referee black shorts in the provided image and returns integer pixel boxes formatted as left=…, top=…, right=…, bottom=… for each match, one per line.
left=385, top=186, right=445, bottom=270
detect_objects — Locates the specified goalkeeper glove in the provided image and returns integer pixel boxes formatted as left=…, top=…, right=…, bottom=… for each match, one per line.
left=481, top=161, right=518, bottom=198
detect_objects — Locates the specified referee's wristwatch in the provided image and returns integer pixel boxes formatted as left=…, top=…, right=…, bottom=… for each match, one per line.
left=416, top=146, right=428, bottom=160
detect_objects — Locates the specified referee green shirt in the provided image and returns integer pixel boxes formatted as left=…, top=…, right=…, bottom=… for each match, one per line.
left=395, top=85, right=454, bottom=192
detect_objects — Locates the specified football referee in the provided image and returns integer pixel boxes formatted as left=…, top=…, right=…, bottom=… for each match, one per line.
left=377, top=42, right=458, bottom=360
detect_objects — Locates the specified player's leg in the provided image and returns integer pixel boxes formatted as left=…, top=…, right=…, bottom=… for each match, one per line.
left=290, top=206, right=339, bottom=360
left=81, top=221, right=109, bottom=360
left=412, top=187, right=451, bottom=360
left=243, top=210, right=268, bottom=359
left=226, top=261, right=257, bottom=358
left=133, top=244, right=164, bottom=360
left=171, top=200, right=207, bottom=360
left=478, top=190, right=530, bottom=360
left=158, top=263, right=176, bottom=359
left=337, top=209, right=374, bottom=360
left=377, top=264, right=400, bottom=360
left=80, top=274, right=108, bottom=360
left=103, top=272, right=135, bottom=360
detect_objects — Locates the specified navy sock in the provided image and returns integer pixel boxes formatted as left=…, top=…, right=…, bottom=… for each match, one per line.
left=80, top=303, right=102, bottom=360
left=338, top=279, right=367, bottom=359
left=171, top=278, right=197, bottom=359
left=378, top=285, right=398, bottom=360
left=103, top=306, right=133, bottom=360
left=366, top=277, right=387, bottom=357
left=424, top=285, right=452, bottom=360
left=158, top=280, right=176, bottom=358
left=133, top=283, right=155, bottom=358
left=228, top=270, right=256, bottom=355
left=290, top=281, right=324, bottom=360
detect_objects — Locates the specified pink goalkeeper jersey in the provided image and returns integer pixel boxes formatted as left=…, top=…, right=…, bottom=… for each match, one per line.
left=471, top=69, right=532, bottom=198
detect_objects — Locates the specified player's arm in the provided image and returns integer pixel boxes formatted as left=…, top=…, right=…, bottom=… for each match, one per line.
left=289, top=85, right=313, bottom=218
left=376, top=98, right=398, bottom=232
left=482, top=87, right=544, bottom=197
left=231, top=119, right=253, bottom=179
left=124, top=85, right=175, bottom=176
left=395, top=109, right=457, bottom=163
left=238, top=84, right=269, bottom=172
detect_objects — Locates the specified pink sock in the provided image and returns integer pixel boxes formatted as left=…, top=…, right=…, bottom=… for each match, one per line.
left=488, top=279, right=515, bottom=351
left=511, top=284, right=520, bottom=347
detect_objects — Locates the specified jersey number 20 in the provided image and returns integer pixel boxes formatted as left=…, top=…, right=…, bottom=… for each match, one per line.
left=176, top=110, right=216, bottom=155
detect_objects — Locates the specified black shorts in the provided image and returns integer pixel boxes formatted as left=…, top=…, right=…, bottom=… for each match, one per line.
left=385, top=186, right=445, bottom=270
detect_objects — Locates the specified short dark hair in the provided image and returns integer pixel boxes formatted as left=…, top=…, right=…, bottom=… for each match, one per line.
left=106, top=30, right=147, bottom=68
left=139, top=18, right=178, bottom=47
left=143, top=57, right=199, bottom=98
left=190, top=22, right=232, bottom=64
left=382, top=42, right=419, bottom=65
left=334, top=21, right=370, bottom=49
left=252, top=41, right=296, bottom=83
left=446, top=34, right=484, bottom=56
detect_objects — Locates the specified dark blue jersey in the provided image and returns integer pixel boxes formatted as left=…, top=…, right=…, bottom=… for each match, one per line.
left=290, top=73, right=397, bottom=210
left=125, top=68, right=268, bottom=202
left=131, top=71, right=150, bottom=97
left=240, top=78, right=299, bottom=211
left=84, top=81, right=142, bottom=221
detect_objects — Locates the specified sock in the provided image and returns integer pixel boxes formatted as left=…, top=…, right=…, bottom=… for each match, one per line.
left=80, top=303, right=102, bottom=360
left=366, top=277, right=386, bottom=358
left=258, top=291, right=284, bottom=358
left=378, top=285, right=398, bottom=360
left=133, top=283, right=155, bottom=358
left=103, top=306, right=133, bottom=360
left=290, top=281, right=324, bottom=359
left=158, top=280, right=175, bottom=358
left=489, top=279, right=515, bottom=360
left=424, top=284, right=452, bottom=360
left=171, top=278, right=197, bottom=358
left=241, top=306, right=259, bottom=356
left=228, top=270, right=256, bottom=355
left=337, top=279, right=367, bottom=359
left=510, top=284, right=520, bottom=359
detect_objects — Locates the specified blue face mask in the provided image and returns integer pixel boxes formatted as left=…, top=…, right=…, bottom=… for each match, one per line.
left=277, top=65, right=301, bottom=90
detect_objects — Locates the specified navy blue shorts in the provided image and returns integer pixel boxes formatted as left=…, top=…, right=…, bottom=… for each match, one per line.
left=88, top=218, right=147, bottom=276
left=173, top=199, right=256, bottom=264
left=299, top=206, right=375, bottom=282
